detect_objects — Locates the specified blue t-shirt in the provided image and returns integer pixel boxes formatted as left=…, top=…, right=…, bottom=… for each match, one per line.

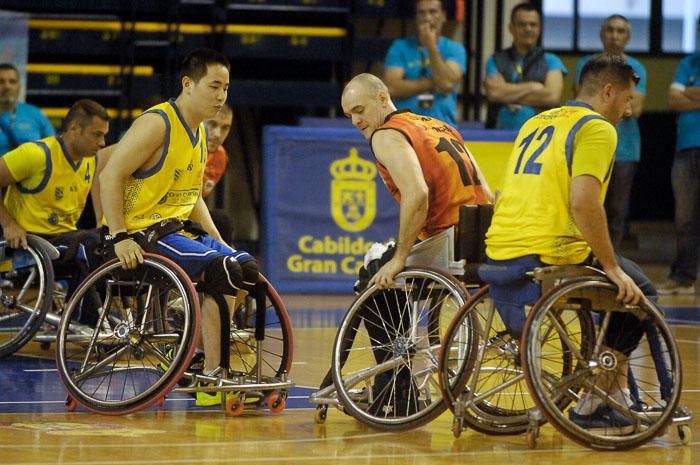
left=0, top=102, right=55, bottom=156
left=574, top=54, right=647, bottom=163
left=672, top=53, right=700, bottom=151
left=384, top=36, right=467, bottom=127
left=485, top=51, right=568, bottom=130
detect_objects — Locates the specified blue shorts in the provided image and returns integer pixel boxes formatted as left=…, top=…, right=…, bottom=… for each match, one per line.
left=142, top=232, right=255, bottom=279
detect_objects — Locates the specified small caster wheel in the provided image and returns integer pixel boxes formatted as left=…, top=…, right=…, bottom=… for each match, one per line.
left=679, top=425, right=691, bottom=445
left=64, top=396, right=78, bottom=412
left=526, top=429, right=538, bottom=449
left=314, top=405, right=327, bottom=424
left=267, top=393, right=286, bottom=414
left=226, top=396, right=245, bottom=417
left=452, top=416, right=464, bottom=438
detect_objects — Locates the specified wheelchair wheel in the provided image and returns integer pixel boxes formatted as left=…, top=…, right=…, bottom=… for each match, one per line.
left=522, top=277, right=681, bottom=450
left=331, top=266, right=469, bottom=430
left=438, top=285, right=541, bottom=435
left=56, top=253, right=200, bottom=414
left=0, top=236, right=55, bottom=358
left=229, top=273, right=293, bottom=380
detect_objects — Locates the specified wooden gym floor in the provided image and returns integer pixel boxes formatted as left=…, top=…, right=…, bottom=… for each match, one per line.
left=1, top=271, right=699, bottom=465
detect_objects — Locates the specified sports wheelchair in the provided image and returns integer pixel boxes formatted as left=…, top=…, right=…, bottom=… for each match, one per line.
left=309, top=206, right=494, bottom=431
left=437, top=207, right=693, bottom=450
left=0, top=234, right=96, bottom=358
left=54, top=252, right=294, bottom=416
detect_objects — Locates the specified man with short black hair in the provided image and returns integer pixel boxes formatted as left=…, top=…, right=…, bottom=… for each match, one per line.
left=100, top=49, right=258, bottom=406
left=484, top=3, right=567, bottom=129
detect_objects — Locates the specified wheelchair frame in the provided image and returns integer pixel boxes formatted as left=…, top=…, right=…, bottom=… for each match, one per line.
left=55, top=253, right=294, bottom=416
left=0, top=234, right=94, bottom=359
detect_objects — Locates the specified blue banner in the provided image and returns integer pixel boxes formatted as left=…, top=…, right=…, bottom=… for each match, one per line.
left=262, top=126, right=518, bottom=294
left=262, top=127, right=399, bottom=293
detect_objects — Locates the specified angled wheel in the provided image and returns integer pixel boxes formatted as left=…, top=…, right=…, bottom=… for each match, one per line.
left=331, top=267, right=469, bottom=430
left=439, top=285, right=537, bottom=435
left=0, top=236, right=55, bottom=358
left=229, top=274, right=293, bottom=382
left=55, top=254, right=200, bottom=415
left=522, top=277, right=682, bottom=450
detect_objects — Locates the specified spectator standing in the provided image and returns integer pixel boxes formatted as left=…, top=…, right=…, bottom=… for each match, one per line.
left=574, top=15, right=647, bottom=248
left=657, top=31, right=700, bottom=295
left=0, top=63, right=55, bottom=155
left=384, top=0, right=467, bottom=127
left=484, top=3, right=567, bottom=130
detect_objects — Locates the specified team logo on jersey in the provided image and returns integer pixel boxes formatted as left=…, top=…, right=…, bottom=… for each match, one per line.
left=54, top=187, right=63, bottom=201
left=330, top=148, right=376, bottom=232
left=48, top=213, right=59, bottom=225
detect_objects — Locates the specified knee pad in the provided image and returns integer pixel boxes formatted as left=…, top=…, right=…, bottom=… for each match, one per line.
left=240, top=259, right=259, bottom=287
left=203, top=256, right=243, bottom=296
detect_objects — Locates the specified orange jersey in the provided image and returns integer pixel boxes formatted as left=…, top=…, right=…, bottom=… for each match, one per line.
left=372, top=110, right=490, bottom=239
left=202, top=145, right=229, bottom=198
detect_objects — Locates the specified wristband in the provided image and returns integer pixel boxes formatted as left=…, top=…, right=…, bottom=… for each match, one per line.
left=113, top=232, right=129, bottom=244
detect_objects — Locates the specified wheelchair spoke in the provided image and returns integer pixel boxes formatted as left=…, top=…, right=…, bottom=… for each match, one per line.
left=73, top=344, right=130, bottom=382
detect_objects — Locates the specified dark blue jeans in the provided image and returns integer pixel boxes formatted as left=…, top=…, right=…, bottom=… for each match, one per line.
left=481, top=254, right=655, bottom=354
left=605, top=161, right=638, bottom=248
left=669, top=148, right=700, bottom=284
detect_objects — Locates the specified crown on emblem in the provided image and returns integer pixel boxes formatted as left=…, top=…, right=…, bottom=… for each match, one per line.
left=330, top=148, right=376, bottom=180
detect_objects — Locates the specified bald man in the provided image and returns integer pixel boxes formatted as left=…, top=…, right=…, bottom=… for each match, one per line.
left=327, top=73, right=492, bottom=416
left=342, top=73, right=491, bottom=289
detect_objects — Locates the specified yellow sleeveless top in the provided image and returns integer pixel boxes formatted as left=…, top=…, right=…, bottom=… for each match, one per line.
left=122, top=100, right=207, bottom=233
left=485, top=102, right=617, bottom=264
left=3, top=135, right=94, bottom=235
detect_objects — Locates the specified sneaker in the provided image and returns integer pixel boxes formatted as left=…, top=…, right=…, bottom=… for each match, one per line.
left=630, top=400, right=665, bottom=420
left=568, top=405, right=636, bottom=435
left=488, top=330, right=520, bottom=362
left=195, top=389, right=259, bottom=407
left=159, top=349, right=205, bottom=374
left=656, top=280, right=695, bottom=295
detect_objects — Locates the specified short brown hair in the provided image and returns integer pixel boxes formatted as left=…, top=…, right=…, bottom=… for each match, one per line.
left=578, top=53, right=640, bottom=95
left=61, top=99, right=109, bottom=132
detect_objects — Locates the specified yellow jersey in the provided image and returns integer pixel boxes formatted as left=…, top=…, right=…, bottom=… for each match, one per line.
left=3, top=135, right=94, bottom=235
left=122, top=100, right=207, bottom=233
left=485, top=101, right=617, bottom=264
